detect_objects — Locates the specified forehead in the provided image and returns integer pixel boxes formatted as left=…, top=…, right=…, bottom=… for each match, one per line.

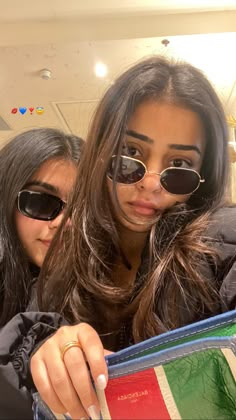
left=28, top=158, right=77, bottom=192
left=127, top=101, right=206, bottom=149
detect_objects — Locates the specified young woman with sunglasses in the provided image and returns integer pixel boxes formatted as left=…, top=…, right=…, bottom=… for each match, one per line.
left=1, top=56, right=236, bottom=419
left=0, top=127, right=84, bottom=328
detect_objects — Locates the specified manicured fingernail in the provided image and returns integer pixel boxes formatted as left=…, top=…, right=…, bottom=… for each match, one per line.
left=88, top=405, right=100, bottom=420
left=96, top=374, right=107, bottom=390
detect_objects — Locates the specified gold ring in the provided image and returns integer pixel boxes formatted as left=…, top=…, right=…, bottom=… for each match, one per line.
left=60, top=340, right=82, bottom=361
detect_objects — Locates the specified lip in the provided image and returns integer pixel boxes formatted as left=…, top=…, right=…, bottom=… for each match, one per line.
left=40, top=240, right=52, bottom=248
left=129, top=200, right=158, bottom=216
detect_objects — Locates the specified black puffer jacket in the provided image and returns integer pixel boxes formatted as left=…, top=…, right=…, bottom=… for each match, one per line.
left=0, top=312, right=68, bottom=419
left=0, top=207, right=236, bottom=419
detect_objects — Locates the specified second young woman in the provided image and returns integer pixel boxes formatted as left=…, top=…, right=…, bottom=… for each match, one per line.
left=0, top=127, right=84, bottom=327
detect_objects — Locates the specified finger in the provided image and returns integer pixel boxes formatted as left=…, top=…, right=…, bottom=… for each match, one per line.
left=104, top=349, right=113, bottom=356
left=77, top=323, right=108, bottom=390
left=45, top=348, right=88, bottom=419
left=31, top=357, right=66, bottom=414
left=63, top=346, right=100, bottom=419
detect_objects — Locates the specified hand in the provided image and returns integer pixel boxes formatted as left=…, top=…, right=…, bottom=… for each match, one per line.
left=31, top=323, right=109, bottom=419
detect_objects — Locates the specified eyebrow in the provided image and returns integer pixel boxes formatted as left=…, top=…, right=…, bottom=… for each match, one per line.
left=169, top=144, right=201, bottom=155
left=126, top=129, right=153, bottom=144
left=23, top=181, right=59, bottom=195
left=126, top=130, right=201, bottom=155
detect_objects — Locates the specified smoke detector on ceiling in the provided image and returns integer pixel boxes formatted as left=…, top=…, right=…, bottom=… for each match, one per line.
left=40, top=69, right=52, bottom=80
left=161, top=39, right=170, bottom=47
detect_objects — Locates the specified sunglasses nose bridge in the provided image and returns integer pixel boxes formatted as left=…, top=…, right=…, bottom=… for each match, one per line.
left=141, top=166, right=162, bottom=183
left=145, top=170, right=161, bottom=177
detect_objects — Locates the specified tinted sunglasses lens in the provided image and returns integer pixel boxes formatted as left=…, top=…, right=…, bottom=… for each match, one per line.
left=108, top=156, right=145, bottom=184
left=161, top=168, right=200, bottom=194
left=18, top=191, right=63, bottom=220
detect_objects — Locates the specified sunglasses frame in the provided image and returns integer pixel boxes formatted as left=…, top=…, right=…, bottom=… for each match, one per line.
left=108, top=155, right=205, bottom=195
left=17, top=190, right=66, bottom=221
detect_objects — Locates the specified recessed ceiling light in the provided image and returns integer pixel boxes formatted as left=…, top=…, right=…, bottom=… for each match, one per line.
left=95, top=62, right=107, bottom=78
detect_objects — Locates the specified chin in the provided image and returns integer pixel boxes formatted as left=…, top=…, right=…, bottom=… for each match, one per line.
left=120, top=217, right=155, bottom=233
left=32, top=256, right=44, bottom=268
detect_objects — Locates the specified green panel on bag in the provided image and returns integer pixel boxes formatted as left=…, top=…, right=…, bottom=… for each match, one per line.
left=128, top=323, right=236, bottom=359
left=164, top=348, right=236, bottom=419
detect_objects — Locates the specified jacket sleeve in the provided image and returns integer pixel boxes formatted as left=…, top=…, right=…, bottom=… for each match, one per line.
left=0, top=311, right=68, bottom=419
left=206, top=207, right=236, bottom=310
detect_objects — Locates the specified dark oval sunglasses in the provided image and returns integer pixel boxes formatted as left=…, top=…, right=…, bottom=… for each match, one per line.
left=107, top=155, right=205, bottom=195
left=17, top=190, right=66, bottom=221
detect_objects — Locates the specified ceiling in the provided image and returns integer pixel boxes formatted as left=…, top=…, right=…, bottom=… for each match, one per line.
left=0, top=0, right=236, bottom=146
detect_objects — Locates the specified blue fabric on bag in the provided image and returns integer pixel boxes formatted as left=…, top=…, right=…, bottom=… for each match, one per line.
left=105, top=309, right=236, bottom=378
left=106, top=308, right=236, bottom=367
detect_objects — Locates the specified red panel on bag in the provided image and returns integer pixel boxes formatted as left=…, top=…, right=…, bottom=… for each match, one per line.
left=104, top=368, right=170, bottom=419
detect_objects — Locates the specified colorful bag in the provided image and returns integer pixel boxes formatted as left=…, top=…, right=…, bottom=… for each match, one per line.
left=96, top=310, right=236, bottom=419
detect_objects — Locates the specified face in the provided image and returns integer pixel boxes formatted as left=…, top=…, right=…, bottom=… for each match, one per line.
left=15, top=158, right=77, bottom=267
left=107, top=101, right=206, bottom=234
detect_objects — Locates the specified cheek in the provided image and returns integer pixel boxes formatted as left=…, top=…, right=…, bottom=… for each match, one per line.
left=15, top=211, right=42, bottom=246
left=171, top=194, right=189, bottom=205
left=161, top=193, right=190, bottom=211
left=107, top=180, right=131, bottom=208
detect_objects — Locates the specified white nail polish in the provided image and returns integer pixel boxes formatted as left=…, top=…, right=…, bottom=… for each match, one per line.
left=87, top=405, right=100, bottom=420
left=96, top=374, right=107, bottom=390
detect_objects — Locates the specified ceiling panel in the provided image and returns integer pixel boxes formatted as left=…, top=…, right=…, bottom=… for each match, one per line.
left=55, top=101, right=99, bottom=139
left=1, top=0, right=236, bottom=22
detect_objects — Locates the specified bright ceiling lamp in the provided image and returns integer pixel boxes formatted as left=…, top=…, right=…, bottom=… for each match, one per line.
left=95, top=62, right=107, bottom=78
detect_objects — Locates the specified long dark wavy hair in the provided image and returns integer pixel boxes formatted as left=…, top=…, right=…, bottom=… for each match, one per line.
left=0, top=128, right=84, bottom=326
left=38, top=56, right=229, bottom=350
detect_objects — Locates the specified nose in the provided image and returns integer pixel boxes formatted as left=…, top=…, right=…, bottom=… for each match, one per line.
left=136, top=170, right=162, bottom=193
left=48, top=211, right=65, bottom=230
